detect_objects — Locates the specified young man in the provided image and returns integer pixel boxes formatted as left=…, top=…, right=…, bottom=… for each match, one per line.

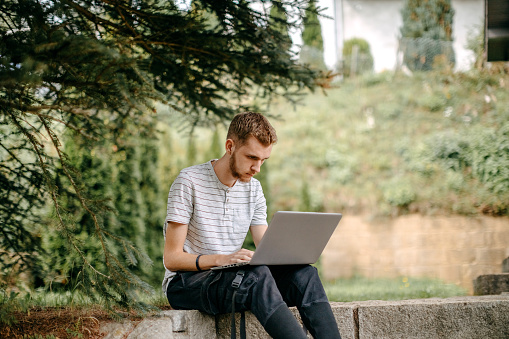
left=163, top=112, right=341, bottom=339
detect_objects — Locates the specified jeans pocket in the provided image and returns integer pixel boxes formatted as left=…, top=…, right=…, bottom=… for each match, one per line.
left=167, top=272, right=208, bottom=311
left=166, top=274, right=187, bottom=309
left=181, top=271, right=211, bottom=288
left=203, top=270, right=223, bottom=314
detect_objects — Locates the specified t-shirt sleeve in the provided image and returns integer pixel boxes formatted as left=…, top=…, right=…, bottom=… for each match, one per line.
left=165, top=173, right=194, bottom=229
left=251, top=181, right=268, bottom=226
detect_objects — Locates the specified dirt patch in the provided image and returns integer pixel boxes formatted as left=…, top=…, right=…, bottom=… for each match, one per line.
left=0, top=306, right=172, bottom=339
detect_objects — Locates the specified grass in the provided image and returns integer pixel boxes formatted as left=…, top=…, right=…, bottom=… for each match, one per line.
left=2, top=275, right=467, bottom=315
left=0, top=277, right=467, bottom=339
left=323, top=275, right=468, bottom=302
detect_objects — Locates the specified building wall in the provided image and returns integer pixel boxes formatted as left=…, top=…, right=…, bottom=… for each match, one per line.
left=332, top=0, right=484, bottom=72
left=321, top=214, right=509, bottom=294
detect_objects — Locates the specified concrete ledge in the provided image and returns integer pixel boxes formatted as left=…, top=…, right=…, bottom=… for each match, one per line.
left=101, top=295, right=509, bottom=339
left=215, top=303, right=357, bottom=339
left=473, top=273, right=509, bottom=295
left=354, top=296, right=509, bottom=339
left=101, top=310, right=215, bottom=339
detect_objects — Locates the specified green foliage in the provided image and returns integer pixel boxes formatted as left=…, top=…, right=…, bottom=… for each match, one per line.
left=465, top=25, right=485, bottom=70
left=209, top=127, right=224, bottom=159
left=0, top=286, right=29, bottom=326
left=41, top=130, right=166, bottom=291
left=402, top=123, right=509, bottom=215
left=138, top=139, right=166, bottom=287
left=299, top=0, right=326, bottom=70
left=400, top=0, right=455, bottom=40
left=186, top=134, right=199, bottom=167
left=416, top=92, right=448, bottom=112
left=0, top=121, right=46, bottom=287
left=382, top=177, right=417, bottom=208
left=269, top=2, right=292, bottom=52
left=302, top=0, right=324, bottom=51
left=468, top=124, right=509, bottom=195
left=0, top=290, right=18, bottom=326
left=1, top=0, right=321, bottom=311
left=399, top=0, right=455, bottom=71
left=341, top=38, right=374, bottom=77
left=300, top=181, right=312, bottom=211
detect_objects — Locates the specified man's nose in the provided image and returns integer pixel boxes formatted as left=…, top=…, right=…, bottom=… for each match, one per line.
left=252, top=161, right=262, bottom=173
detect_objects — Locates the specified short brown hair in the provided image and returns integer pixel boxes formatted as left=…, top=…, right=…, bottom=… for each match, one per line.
left=227, top=112, right=278, bottom=146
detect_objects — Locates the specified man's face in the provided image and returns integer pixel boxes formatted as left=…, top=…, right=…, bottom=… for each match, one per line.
left=229, top=136, right=272, bottom=182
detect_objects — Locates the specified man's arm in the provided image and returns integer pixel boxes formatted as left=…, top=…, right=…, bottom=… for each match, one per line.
left=164, top=221, right=255, bottom=271
left=250, top=225, right=268, bottom=247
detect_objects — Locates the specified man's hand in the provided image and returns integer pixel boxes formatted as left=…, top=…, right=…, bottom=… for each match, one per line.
left=221, top=248, right=254, bottom=266
left=164, top=221, right=257, bottom=271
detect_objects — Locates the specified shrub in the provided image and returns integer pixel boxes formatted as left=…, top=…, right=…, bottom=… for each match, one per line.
left=399, top=0, right=455, bottom=71
left=382, top=177, right=417, bottom=208
left=404, top=123, right=509, bottom=213
left=341, top=38, right=374, bottom=77
left=468, top=123, right=509, bottom=195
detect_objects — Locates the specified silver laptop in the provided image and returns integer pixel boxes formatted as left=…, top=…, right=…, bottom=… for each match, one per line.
left=210, top=211, right=342, bottom=270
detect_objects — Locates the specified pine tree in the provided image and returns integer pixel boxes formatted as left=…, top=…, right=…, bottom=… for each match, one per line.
left=42, top=133, right=116, bottom=290
left=300, top=0, right=327, bottom=70
left=400, top=0, right=455, bottom=71
left=302, top=0, right=324, bottom=52
left=269, top=2, right=292, bottom=52
left=0, top=0, right=323, bottom=310
left=114, top=142, right=146, bottom=252
left=209, top=127, right=224, bottom=160
left=186, top=134, right=198, bottom=167
left=138, top=136, right=165, bottom=288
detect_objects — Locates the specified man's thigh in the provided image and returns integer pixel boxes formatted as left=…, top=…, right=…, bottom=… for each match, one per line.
left=269, top=264, right=328, bottom=308
left=166, top=268, right=257, bottom=315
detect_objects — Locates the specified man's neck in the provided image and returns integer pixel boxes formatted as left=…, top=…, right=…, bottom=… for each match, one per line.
left=212, top=157, right=237, bottom=187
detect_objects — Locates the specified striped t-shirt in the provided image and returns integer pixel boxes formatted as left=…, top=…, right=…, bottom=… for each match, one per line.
left=162, top=160, right=267, bottom=292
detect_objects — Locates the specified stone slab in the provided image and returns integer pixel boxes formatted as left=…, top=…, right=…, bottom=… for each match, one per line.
left=101, top=310, right=216, bottom=339
left=357, top=296, right=509, bottom=339
left=216, top=303, right=357, bottom=339
left=100, top=296, right=509, bottom=339
left=473, top=273, right=509, bottom=295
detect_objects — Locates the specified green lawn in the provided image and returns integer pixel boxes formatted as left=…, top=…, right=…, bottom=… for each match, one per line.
left=2, top=275, right=467, bottom=313
left=323, top=275, right=468, bottom=302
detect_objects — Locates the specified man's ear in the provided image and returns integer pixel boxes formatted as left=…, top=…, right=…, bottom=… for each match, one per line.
left=225, top=139, right=235, bottom=155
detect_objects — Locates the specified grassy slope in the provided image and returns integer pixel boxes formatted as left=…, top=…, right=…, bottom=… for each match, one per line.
left=264, top=70, right=509, bottom=217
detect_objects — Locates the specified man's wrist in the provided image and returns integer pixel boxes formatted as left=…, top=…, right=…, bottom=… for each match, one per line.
left=195, top=254, right=203, bottom=271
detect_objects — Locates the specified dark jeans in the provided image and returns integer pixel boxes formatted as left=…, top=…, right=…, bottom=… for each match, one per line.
left=166, top=265, right=329, bottom=327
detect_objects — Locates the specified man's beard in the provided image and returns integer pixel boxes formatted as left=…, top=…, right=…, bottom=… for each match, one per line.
left=229, top=151, right=251, bottom=182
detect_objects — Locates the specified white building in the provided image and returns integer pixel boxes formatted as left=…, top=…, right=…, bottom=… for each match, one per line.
left=317, top=0, right=484, bottom=72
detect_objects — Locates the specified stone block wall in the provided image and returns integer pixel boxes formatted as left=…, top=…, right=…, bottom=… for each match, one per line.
left=100, top=295, right=509, bottom=338
left=321, top=215, right=509, bottom=293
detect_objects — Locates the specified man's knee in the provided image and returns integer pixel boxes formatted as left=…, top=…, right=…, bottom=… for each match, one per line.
left=290, top=265, right=321, bottom=285
left=288, top=265, right=329, bottom=306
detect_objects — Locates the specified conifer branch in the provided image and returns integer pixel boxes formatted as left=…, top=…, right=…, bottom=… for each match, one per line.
left=38, top=117, right=111, bottom=278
